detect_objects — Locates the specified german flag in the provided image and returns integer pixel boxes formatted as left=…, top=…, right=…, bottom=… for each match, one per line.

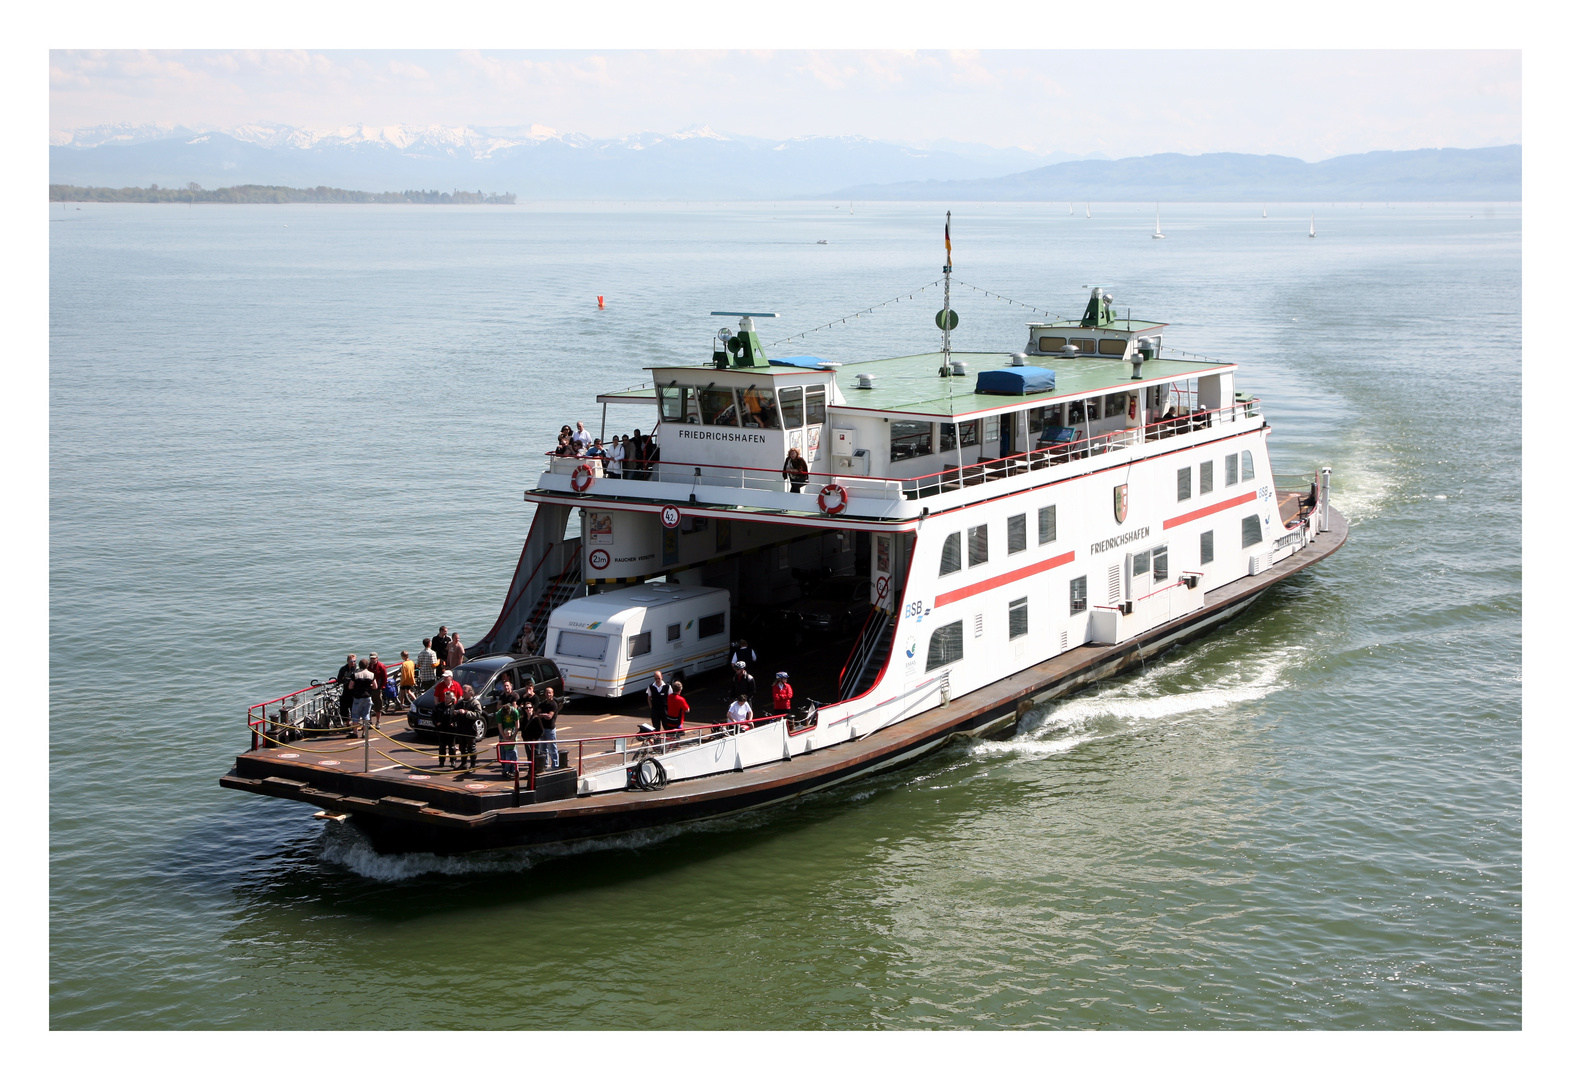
left=944, top=211, right=952, bottom=268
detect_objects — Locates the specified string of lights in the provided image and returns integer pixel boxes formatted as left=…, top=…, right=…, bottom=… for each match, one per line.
left=763, top=280, right=942, bottom=349
left=950, top=279, right=1073, bottom=321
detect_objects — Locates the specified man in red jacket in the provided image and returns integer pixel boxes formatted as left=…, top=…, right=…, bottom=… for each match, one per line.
left=664, top=680, right=690, bottom=746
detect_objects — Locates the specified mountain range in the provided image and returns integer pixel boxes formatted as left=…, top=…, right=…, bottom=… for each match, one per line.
left=49, top=123, right=1520, bottom=201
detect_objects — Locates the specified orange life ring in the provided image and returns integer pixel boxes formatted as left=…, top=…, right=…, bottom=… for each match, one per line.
left=818, top=483, right=848, bottom=514
left=571, top=465, right=595, bottom=492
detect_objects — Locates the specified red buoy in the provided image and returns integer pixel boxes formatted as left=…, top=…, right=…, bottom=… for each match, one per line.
left=597, top=295, right=605, bottom=308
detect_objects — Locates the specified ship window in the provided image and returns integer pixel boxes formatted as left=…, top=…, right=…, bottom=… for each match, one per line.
left=1241, top=451, right=1255, bottom=481
left=1241, top=515, right=1264, bottom=548
left=1133, top=550, right=1151, bottom=577
left=1225, top=453, right=1239, bottom=487
left=741, top=387, right=781, bottom=429
left=628, top=631, right=652, bottom=658
left=1008, top=597, right=1029, bottom=640
left=699, top=387, right=739, bottom=426
left=779, top=386, right=804, bottom=428
left=1200, top=460, right=1214, bottom=495
left=1200, top=531, right=1214, bottom=564
left=1038, top=336, right=1066, bottom=353
left=698, top=612, right=727, bottom=638
left=890, top=419, right=933, bottom=461
left=1084, top=397, right=1102, bottom=422
left=1069, top=576, right=1087, bottom=615
left=1153, top=544, right=1168, bottom=582
left=1098, top=339, right=1127, bottom=357
left=939, top=532, right=962, bottom=576
left=1177, top=467, right=1192, bottom=501
left=939, top=420, right=979, bottom=451
left=556, top=631, right=608, bottom=662
left=926, top=620, right=964, bottom=671
left=1038, top=505, right=1057, bottom=545
left=1105, top=392, right=1129, bottom=421
left=968, top=524, right=989, bottom=567
left=658, top=385, right=690, bottom=423
left=1071, top=338, right=1096, bottom=353
left=1007, top=514, right=1027, bottom=555
left=805, top=386, right=827, bottom=426
left=667, top=623, right=682, bottom=642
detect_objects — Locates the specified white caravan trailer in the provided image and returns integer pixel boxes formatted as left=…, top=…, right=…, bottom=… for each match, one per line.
left=545, top=584, right=731, bottom=697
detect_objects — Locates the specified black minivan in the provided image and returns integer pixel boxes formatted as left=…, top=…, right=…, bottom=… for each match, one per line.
left=405, top=654, right=566, bottom=740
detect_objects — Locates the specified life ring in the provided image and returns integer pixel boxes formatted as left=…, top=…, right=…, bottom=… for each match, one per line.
left=818, top=483, right=848, bottom=514
left=570, top=465, right=595, bottom=492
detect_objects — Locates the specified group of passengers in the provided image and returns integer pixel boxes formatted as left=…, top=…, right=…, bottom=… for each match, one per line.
left=552, top=421, right=659, bottom=479
left=642, top=640, right=798, bottom=744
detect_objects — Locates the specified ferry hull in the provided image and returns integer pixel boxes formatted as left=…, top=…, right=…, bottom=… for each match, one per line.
left=223, top=507, right=1344, bottom=855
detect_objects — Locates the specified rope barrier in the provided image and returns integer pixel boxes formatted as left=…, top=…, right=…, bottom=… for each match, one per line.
left=764, top=280, right=942, bottom=348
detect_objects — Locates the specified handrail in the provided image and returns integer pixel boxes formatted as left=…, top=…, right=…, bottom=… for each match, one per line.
left=488, top=541, right=558, bottom=635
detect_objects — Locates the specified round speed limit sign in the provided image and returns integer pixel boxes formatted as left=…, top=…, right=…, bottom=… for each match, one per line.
left=660, top=504, right=682, bottom=529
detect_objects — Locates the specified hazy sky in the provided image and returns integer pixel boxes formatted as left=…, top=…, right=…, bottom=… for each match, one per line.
left=49, top=49, right=1520, bottom=160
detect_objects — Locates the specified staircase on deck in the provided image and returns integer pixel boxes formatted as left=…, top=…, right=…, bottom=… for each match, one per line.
left=838, top=606, right=896, bottom=701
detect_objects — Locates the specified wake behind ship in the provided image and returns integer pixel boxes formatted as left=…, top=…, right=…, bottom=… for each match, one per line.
left=222, top=262, right=1346, bottom=854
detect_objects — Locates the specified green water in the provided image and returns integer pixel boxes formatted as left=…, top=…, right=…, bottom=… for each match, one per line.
left=49, top=201, right=1520, bottom=1028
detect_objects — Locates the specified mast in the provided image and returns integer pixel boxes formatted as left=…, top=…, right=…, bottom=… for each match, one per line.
left=942, top=212, right=960, bottom=477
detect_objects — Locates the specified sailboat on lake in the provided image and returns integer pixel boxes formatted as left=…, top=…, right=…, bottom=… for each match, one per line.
left=1309, top=213, right=1316, bottom=239
left=1152, top=203, right=1166, bottom=240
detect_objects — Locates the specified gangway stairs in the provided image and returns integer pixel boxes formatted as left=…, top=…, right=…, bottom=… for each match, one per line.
left=837, top=607, right=895, bottom=701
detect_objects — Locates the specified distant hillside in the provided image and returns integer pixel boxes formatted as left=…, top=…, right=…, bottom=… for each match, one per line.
left=49, top=183, right=516, bottom=204
left=820, top=145, right=1521, bottom=202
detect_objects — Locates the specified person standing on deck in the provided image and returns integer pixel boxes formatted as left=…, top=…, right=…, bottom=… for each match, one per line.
left=571, top=421, right=592, bottom=453
left=608, top=435, right=625, bottom=478
left=629, top=428, right=646, bottom=480
left=335, top=653, right=358, bottom=725
left=783, top=448, right=809, bottom=493
left=433, top=627, right=452, bottom=669
left=536, top=686, right=561, bottom=769
left=727, top=693, right=754, bottom=733
left=771, top=672, right=793, bottom=715
left=453, top=685, right=481, bottom=772
left=519, top=622, right=538, bottom=656
left=398, top=650, right=418, bottom=706
left=415, top=638, right=438, bottom=689
left=349, top=658, right=379, bottom=736
left=646, top=670, right=670, bottom=733
left=496, top=693, right=520, bottom=778
left=447, top=632, right=465, bottom=670
left=665, top=680, right=690, bottom=738
left=732, top=639, right=758, bottom=669
left=367, top=652, right=390, bottom=709
left=730, top=661, right=756, bottom=705
left=518, top=700, right=544, bottom=775
left=432, top=669, right=462, bottom=768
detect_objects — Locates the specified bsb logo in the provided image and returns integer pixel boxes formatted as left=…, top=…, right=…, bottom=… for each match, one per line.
left=1113, top=483, right=1129, bottom=524
left=904, top=599, right=931, bottom=623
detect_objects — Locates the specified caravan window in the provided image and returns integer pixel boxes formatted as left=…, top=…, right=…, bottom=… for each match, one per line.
left=697, top=612, right=726, bottom=639
left=556, top=631, right=608, bottom=661
left=667, top=623, right=682, bottom=642
left=628, top=631, right=652, bottom=658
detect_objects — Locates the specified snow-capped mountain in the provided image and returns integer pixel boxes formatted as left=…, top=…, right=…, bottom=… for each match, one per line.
left=49, top=122, right=1073, bottom=198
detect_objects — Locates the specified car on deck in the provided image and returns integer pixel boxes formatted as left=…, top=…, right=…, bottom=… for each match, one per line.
left=405, top=654, right=565, bottom=740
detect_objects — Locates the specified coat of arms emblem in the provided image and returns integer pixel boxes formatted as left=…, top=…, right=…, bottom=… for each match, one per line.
left=1114, top=483, right=1129, bottom=524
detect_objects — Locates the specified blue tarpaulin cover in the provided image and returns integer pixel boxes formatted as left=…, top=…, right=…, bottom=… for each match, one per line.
left=974, top=366, right=1056, bottom=395
left=772, top=355, right=833, bottom=369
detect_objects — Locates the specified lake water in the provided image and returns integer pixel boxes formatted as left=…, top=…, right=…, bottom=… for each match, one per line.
left=49, top=200, right=1520, bottom=1029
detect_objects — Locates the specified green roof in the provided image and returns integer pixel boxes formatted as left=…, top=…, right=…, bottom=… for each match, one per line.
left=824, top=351, right=1231, bottom=419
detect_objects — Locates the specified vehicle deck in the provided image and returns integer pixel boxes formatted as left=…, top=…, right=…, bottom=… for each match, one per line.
left=223, top=495, right=1346, bottom=851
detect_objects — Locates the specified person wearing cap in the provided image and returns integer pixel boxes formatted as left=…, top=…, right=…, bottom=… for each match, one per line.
left=431, top=669, right=462, bottom=768
left=367, top=652, right=390, bottom=709
left=771, top=672, right=794, bottom=715
left=730, top=660, right=756, bottom=704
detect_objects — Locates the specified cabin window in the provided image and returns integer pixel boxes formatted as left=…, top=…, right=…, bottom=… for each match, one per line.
left=805, top=386, right=827, bottom=426
left=1200, top=531, right=1214, bottom=564
left=1069, top=576, right=1088, bottom=614
left=1200, top=460, right=1214, bottom=495
left=667, top=623, right=682, bottom=642
left=940, top=420, right=979, bottom=451
left=1085, top=398, right=1102, bottom=422
left=926, top=620, right=965, bottom=671
left=1008, top=597, right=1029, bottom=640
left=741, top=387, right=781, bottom=429
left=556, top=631, right=608, bottom=661
left=1007, top=514, right=1027, bottom=555
left=939, top=532, right=963, bottom=576
left=968, top=524, right=989, bottom=567
left=1098, top=339, right=1127, bottom=357
left=1071, top=337, right=1096, bottom=354
left=699, top=387, right=739, bottom=426
left=1105, top=392, right=1129, bottom=420
left=1225, top=453, right=1239, bottom=487
left=1153, top=544, right=1169, bottom=583
left=1241, top=451, right=1255, bottom=481
left=1133, top=550, right=1151, bottom=577
left=1177, top=467, right=1192, bottom=501
left=628, top=631, right=652, bottom=658
left=1067, top=400, right=1086, bottom=425
left=778, top=386, right=804, bottom=428
left=1038, top=336, right=1066, bottom=353
left=984, top=416, right=1000, bottom=443
left=1241, top=515, right=1264, bottom=548
left=890, top=420, right=933, bottom=461
left=697, top=612, right=727, bottom=638
left=658, top=385, right=690, bottom=423
left=1038, top=504, right=1057, bottom=545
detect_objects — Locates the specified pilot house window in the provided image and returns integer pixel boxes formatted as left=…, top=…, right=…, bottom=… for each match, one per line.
left=778, top=386, right=804, bottom=428
left=805, top=387, right=827, bottom=426
left=699, top=387, right=739, bottom=426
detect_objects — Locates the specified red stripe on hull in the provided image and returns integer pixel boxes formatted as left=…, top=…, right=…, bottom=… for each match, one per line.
left=1162, top=491, right=1258, bottom=530
left=936, top=550, right=1077, bottom=607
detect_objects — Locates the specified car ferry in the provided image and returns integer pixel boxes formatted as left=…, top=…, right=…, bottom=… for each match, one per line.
left=222, top=264, right=1346, bottom=854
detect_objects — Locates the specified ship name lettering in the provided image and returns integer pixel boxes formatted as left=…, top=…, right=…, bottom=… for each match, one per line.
left=1088, top=526, right=1151, bottom=555
left=675, top=428, right=768, bottom=444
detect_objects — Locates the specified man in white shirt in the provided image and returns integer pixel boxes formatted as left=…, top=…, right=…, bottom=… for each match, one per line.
left=572, top=422, right=592, bottom=452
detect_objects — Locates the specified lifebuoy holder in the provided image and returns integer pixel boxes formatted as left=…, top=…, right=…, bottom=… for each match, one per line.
left=571, top=465, right=595, bottom=492
left=818, top=483, right=849, bottom=514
